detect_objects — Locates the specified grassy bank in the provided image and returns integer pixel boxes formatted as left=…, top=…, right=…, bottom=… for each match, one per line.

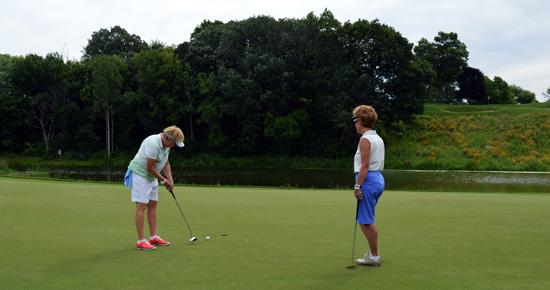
left=2, top=177, right=550, bottom=289
left=386, top=103, right=550, bottom=171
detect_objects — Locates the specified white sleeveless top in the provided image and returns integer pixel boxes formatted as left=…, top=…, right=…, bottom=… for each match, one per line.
left=354, top=130, right=385, bottom=173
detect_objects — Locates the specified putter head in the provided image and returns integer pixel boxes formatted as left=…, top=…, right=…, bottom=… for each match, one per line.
left=346, top=264, right=358, bottom=269
left=189, top=236, right=198, bottom=242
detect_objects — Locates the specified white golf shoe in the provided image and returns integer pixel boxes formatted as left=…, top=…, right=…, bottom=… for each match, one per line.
left=356, top=252, right=381, bottom=266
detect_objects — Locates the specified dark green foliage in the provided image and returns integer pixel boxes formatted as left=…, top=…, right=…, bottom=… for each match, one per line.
left=0, top=54, right=28, bottom=152
left=83, top=25, right=148, bottom=60
left=457, top=67, right=487, bottom=104
left=55, top=60, right=98, bottom=156
left=182, top=12, right=428, bottom=156
left=90, top=55, right=126, bottom=157
left=486, top=76, right=514, bottom=104
left=414, top=32, right=469, bottom=103
left=9, top=53, right=67, bottom=153
left=510, top=85, right=537, bottom=104
left=340, top=19, right=428, bottom=124
left=130, top=48, right=193, bottom=131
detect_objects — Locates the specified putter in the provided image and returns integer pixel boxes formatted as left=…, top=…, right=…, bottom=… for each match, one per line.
left=347, top=199, right=360, bottom=269
left=168, top=189, right=197, bottom=242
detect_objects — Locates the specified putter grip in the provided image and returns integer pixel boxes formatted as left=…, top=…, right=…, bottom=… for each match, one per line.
left=355, top=200, right=360, bottom=220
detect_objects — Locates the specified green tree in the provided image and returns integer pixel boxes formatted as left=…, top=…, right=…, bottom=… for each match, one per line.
left=295, top=11, right=349, bottom=155
left=176, top=20, right=226, bottom=73
left=179, top=62, right=198, bottom=141
left=55, top=60, right=99, bottom=157
left=176, top=21, right=228, bottom=146
left=90, top=55, right=126, bottom=157
left=415, top=32, right=469, bottom=103
left=10, top=53, right=66, bottom=153
left=509, top=85, right=536, bottom=104
left=457, top=67, right=487, bottom=104
left=0, top=55, right=13, bottom=96
left=131, top=48, right=191, bottom=134
left=486, top=76, right=514, bottom=104
left=340, top=19, right=427, bottom=124
left=83, top=26, right=148, bottom=60
left=185, top=16, right=314, bottom=154
left=0, top=54, right=27, bottom=152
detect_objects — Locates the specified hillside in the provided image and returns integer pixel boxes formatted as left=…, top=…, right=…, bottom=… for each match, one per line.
left=385, top=103, right=550, bottom=171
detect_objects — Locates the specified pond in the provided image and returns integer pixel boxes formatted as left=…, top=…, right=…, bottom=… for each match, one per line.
left=18, top=166, right=550, bottom=192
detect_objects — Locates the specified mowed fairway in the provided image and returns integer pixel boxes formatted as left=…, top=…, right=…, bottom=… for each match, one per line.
left=1, top=177, right=549, bottom=290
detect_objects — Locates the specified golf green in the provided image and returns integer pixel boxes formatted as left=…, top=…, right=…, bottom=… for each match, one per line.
left=1, top=177, right=549, bottom=289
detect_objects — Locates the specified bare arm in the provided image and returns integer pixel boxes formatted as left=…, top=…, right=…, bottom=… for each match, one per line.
left=162, top=161, right=174, bottom=191
left=354, top=138, right=371, bottom=200
left=146, top=158, right=173, bottom=190
left=146, top=158, right=164, bottom=180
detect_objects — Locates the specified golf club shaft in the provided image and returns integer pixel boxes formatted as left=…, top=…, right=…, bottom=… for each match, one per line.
left=169, top=189, right=194, bottom=236
left=351, top=199, right=359, bottom=266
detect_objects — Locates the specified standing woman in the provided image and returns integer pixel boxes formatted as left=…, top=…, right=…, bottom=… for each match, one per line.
left=124, top=125, right=185, bottom=250
left=352, top=105, right=385, bottom=266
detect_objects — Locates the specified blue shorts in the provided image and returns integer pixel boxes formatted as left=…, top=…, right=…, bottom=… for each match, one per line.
left=355, top=171, right=385, bottom=224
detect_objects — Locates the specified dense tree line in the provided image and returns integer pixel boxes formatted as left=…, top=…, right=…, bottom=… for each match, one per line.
left=0, top=10, right=537, bottom=158
left=414, top=31, right=537, bottom=105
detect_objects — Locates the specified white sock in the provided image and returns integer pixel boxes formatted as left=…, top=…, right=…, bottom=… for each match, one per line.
left=137, top=239, right=148, bottom=243
left=150, top=235, right=159, bottom=240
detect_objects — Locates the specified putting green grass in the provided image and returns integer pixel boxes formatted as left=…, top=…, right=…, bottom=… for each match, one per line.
left=1, top=177, right=549, bottom=290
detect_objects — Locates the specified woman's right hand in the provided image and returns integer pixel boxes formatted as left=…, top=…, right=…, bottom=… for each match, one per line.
left=354, top=188, right=363, bottom=200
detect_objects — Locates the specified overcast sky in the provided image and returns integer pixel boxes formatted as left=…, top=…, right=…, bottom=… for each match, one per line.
left=2, top=0, right=549, bottom=100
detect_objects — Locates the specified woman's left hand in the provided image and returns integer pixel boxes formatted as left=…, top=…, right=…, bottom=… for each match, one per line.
left=354, top=188, right=363, bottom=200
left=164, top=179, right=174, bottom=192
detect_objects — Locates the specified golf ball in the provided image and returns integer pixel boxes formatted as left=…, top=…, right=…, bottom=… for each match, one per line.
left=205, top=236, right=211, bottom=240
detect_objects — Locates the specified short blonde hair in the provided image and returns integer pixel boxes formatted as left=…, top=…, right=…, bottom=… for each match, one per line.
left=352, top=105, right=378, bottom=128
left=163, top=125, right=184, bottom=143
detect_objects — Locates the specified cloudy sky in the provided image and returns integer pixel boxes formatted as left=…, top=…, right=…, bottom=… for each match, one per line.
left=2, top=0, right=549, bottom=100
